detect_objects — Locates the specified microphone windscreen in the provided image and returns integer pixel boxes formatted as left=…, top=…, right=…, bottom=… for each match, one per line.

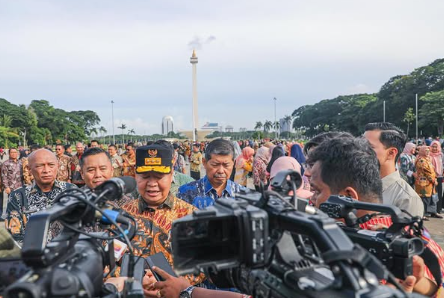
left=119, top=176, right=136, bottom=194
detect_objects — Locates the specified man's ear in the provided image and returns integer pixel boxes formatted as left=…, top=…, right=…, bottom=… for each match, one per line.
left=202, top=157, right=207, bottom=167
left=387, top=147, right=398, bottom=161
left=338, top=187, right=359, bottom=201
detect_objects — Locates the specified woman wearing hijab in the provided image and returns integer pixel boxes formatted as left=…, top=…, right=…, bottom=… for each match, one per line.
left=253, top=146, right=270, bottom=190
left=399, top=142, right=416, bottom=187
left=290, top=144, right=306, bottom=175
left=415, top=146, right=441, bottom=219
left=269, top=156, right=313, bottom=200
left=266, top=146, right=285, bottom=175
left=234, top=147, right=255, bottom=186
left=430, top=140, right=444, bottom=214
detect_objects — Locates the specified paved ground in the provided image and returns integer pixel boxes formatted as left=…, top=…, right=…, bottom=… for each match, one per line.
left=424, top=217, right=444, bottom=248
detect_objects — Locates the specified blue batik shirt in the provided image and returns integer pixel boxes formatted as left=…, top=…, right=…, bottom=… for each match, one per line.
left=177, top=175, right=247, bottom=209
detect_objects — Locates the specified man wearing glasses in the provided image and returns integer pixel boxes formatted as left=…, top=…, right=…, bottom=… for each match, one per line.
left=55, top=144, right=71, bottom=182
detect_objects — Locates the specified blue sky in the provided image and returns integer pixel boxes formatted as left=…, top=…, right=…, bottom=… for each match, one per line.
left=1, top=0, right=443, bottom=135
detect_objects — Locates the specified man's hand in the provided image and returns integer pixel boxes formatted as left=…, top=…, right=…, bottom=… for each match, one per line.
left=142, top=269, right=159, bottom=298
left=411, top=255, right=439, bottom=296
left=152, top=266, right=191, bottom=298
left=5, top=187, right=11, bottom=194
left=105, top=277, right=128, bottom=292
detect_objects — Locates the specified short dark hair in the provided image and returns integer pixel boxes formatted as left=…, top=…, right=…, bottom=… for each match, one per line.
left=91, top=139, right=100, bottom=145
left=304, top=132, right=354, bottom=155
left=127, top=142, right=135, bottom=148
left=364, top=122, right=406, bottom=163
left=80, top=148, right=111, bottom=168
left=108, top=144, right=117, bottom=150
left=8, top=148, right=18, bottom=154
left=205, top=139, right=235, bottom=161
left=64, top=144, right=71, bottom=151
left=307, top=136, right=382, bottom=204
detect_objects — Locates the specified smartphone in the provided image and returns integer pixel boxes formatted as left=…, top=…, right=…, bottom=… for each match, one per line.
left=146, top=253, right=177, bottom=281
left=0, top=258, right=30, bottom=295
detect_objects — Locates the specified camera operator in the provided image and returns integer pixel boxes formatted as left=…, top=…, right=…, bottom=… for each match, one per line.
left=5, top=149, right=76, bottom=243
left=307, top=135, right=444, bottom=297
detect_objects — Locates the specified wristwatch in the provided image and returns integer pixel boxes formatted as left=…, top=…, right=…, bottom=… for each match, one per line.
left=179, top=286, right=195, bottom=298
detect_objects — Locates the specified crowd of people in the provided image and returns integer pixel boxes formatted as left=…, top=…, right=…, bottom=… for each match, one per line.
left=1, top=123, right=444, bottom=298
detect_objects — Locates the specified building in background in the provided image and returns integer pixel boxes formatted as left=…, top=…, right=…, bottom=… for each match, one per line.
left=225, top=125, right=234, bottom=133
left=162, top=116, right=174, bottom=135
left=201, top=122, right=220, bottom=132
left=280, top=117, right=293, bottom=134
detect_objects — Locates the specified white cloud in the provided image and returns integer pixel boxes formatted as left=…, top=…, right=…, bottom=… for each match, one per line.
left=0, top=0, right=443, bottom=135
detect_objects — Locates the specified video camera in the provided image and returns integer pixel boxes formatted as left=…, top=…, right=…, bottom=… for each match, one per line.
left=320, top=196, right=441, bottom=283
left=4, top=177, right=142, bottom=298
left=172, top=170, right=423, bottom=298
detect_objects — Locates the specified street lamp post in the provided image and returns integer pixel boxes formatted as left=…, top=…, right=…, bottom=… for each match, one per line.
left=274, top=97, right=277, bottom=139
left=111, top=100, right=115, bottom=144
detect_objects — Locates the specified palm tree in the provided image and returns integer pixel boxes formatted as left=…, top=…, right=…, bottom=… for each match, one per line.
left=0, top=115, right=18, bottom=147
left=128, top=129, right=135, bottom=142
left=117, top=124, right=127, bottom=144
left=273, top=121, right=280, bottom=129
left=99, top=126, right=107, bottom=144
left=283, top=115, right=293, bottom=128
left=254, top=121, right=263, bottom=131
left=89, top=127, right=98, bottom=140
left=263, top=120, right=273, bottom=133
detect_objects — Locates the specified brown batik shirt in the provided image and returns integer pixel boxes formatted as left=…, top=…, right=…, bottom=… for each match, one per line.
left=70, top=153, right=85, bottom=186
left=1, top=159, right=23, bottom=191
left=121, top=153, right=136, bottom=177
left=56, top=154, right=72, bottom=182
left=21, top=157, right=34, bottom=185
left=120, top=193, right=205, bottom=285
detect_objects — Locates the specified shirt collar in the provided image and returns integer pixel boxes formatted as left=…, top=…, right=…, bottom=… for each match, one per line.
left=30, top=180, right=62, bottom=194
left=381, top=170, right=400, bottom=192
left=137, top=192, right=175, bottom=213
left=203, top=175, right=233, bottom=197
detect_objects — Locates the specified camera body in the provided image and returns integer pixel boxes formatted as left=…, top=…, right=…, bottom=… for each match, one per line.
left=172, top=170, right=412, bottom=298
left=320, top=195, right=424, bottom=279
left=4, top=177, right=140, bottom=298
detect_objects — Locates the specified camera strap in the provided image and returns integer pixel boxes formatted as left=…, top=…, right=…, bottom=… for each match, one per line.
left=420, top=246, right=442, bottom=287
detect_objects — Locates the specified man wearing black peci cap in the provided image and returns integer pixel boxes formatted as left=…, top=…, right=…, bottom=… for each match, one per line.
left=117, top=141, right=205, bottom=295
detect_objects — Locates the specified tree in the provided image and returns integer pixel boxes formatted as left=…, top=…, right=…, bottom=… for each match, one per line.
left=128, top=129, right=135, bottom=142
left=254, top=121, right=263, bottom=131
left=118, top=124, right=127, bottom=144
left=402, top=107, right=415, bottom=137
left=252, top=131, right=264, bottom=140
left=419, top=90, right=444, bottom=136
left=263, top=120, right=273, bottom=132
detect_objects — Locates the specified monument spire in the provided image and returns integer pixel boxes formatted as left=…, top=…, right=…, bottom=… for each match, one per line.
left=190, top=49, right=199, bottom=142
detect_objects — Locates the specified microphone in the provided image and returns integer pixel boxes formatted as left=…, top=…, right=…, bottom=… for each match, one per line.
left=95, top=177, right=136, bottom=202
left=99, top=209, right=131, bottom=226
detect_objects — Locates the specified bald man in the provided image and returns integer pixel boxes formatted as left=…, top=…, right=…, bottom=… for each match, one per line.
left=5, top=149, right=76, bottom=243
